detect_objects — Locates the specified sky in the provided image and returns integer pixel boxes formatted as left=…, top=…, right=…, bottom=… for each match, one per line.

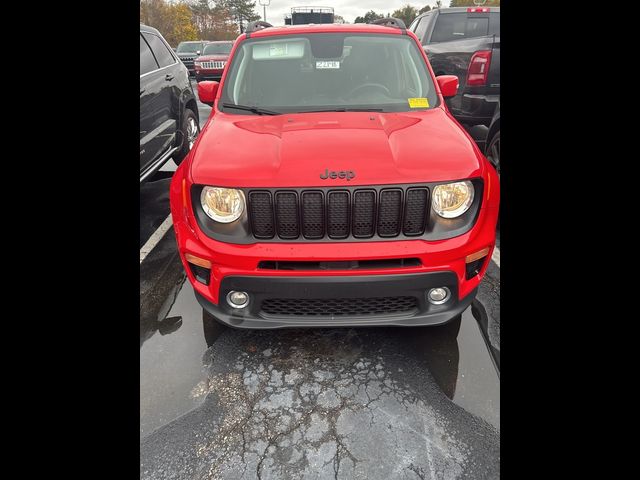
left=258, top=1, right=440, bottom=25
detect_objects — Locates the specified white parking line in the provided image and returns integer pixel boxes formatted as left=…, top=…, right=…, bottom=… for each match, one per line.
left=492, top=246, right=500, bottom=268
left=140, top=214, right=173, bottom=264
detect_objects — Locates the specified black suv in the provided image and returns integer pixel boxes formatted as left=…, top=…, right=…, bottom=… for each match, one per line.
left=409, top=7, right=500, bottom=126
left=175, top=41, right=207, bottom=76
left=140, top=25, right=200, bottom=182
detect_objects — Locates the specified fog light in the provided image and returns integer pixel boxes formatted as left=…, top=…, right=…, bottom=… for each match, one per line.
left=428, top=287, right=450, bottom=305
left=226, top=291, right=250, bottom=309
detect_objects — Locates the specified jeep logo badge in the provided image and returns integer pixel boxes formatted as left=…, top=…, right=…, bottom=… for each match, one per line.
left=320, top=169, right=356, bottom=181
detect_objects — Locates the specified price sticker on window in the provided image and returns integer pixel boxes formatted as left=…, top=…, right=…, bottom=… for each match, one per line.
left=408, top=98, right=429, bottom=108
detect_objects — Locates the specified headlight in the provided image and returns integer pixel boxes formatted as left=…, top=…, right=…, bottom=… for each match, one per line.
left=200, top=187, right=245, bottom=223
left=432, top=181, right=474, bottom=218
left=194, top=61, right=202, bottom=67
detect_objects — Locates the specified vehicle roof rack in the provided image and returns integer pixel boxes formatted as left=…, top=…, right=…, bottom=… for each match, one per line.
left=246, top=21, right=273, bottom=37
left=370, top=17, right=407, bottom=32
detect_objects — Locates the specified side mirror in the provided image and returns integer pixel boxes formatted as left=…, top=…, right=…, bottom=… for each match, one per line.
left=436, top=75, right=459, bottom=98
left=196, top=50, right=201, bottom=55
left=198, top=81, right=219, bottom=107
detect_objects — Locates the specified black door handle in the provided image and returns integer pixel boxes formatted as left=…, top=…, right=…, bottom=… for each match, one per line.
left=140, top=89, right=145, bottom=95
left=165, top=74, right=174, bottom=81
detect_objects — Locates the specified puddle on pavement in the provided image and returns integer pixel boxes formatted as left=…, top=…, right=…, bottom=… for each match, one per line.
left=140, top=278, right=500, bottom=444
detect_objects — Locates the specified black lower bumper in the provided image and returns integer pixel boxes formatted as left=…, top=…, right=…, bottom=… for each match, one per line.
left=451, top=93, right=499, bottom=127
left=195, top=272, right=477, bottom=329
left=195, top=73, right=222, bottom=82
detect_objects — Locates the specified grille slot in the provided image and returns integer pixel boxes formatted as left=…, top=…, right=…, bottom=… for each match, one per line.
left=301, top=191, right=324, bottom=239
left=261, top=296, right=418, bottom=317
left=327, top=191, right=350, bottom=239
left=248, top=192, right=275, bottom=239
left=201, top=61, right=226, bottom=69
left=275, top=192, right=299, bottom=239
left=247, top=185, right=430, bottom=241
left=403, top=188, right=429, bottom=235
left=377, top=189, right=402, bottom=237
left=352, top=190, right=376, bottom=238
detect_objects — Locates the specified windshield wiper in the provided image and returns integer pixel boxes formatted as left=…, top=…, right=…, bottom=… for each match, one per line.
left=300, top=107, right=385, bottom=113
left=222, top=103, right=281, bottom=116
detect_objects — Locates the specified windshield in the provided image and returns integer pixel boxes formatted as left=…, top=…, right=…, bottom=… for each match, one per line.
left=203, top=43, right=233, bottom=55
left=220, top=33, right=438, bottom=114
left=177, top=42, right=203, bottom=53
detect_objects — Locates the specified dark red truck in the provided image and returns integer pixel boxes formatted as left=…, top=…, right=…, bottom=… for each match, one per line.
left=194, top=41, right=233, bottom=82
left=170, top=20, right=500, bottom=329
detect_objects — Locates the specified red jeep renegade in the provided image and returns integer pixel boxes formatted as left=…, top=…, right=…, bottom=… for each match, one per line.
left=169, top=19, right=500, bottom=329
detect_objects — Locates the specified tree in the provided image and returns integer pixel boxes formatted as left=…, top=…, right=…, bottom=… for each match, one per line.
left=141, top=0, right=199, bottom=46
left=419, top=5, right=432, bottom=14
left=391, top=4, right=419, bottom=27
left=354, top=10, right=384, bottom=24
left=334, top=15, right=346, bottom=24
left=220, top=0, right=260, bottom=33
left=449, top=0, right=500, bottom=6
left=189, top=0, right=239, bottom=40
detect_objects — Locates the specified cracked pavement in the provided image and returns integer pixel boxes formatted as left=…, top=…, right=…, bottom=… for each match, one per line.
left=141, top=320, right=499, bottom=479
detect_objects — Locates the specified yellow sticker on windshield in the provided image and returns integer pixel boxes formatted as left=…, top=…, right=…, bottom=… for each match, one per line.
left=408, top=98, right=429, bottom=108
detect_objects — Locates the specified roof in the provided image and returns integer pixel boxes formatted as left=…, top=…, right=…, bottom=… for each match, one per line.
left=416, top=6, right=500, bottom=19
left=140, top=24, right=161, bottom=35
left=243, top=22, right=406, bottom=39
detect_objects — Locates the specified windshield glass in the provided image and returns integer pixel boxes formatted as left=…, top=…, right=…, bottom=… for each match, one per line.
left=177, top=42, right=203, bottom=53
left=220, top=33, right=438, bottom=114
left=203, top=43, right=233, bottom=55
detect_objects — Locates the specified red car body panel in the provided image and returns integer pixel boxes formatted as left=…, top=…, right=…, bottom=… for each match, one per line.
left=190, top=109, right=484, bottom=187
left=170, top=23, right=500, bottom=328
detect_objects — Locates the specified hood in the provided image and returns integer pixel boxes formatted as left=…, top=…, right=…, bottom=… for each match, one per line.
left=190, top=108, right=485, bottom=188
left=196, top=54, right=229, bottom=62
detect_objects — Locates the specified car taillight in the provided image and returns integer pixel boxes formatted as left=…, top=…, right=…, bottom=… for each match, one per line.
left=467, top=7, right=490, bottom=13
left=467, top=50, right=492, bottom=86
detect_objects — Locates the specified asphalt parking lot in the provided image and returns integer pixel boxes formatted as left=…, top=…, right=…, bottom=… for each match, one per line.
left=140, top=79, right=500, bottom=479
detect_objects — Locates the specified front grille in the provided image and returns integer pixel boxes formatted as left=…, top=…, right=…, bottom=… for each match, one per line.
left=261, top=296, right=418, bottom=317
left=200, top=61, right=225, bottom=69
left=247, top=186, right=430, bottom=241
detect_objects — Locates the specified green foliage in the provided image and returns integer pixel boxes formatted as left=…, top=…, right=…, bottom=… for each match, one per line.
left=391, top=4, right=419, bottom=27
left=354, top=10, right=384, bottom=24
left=419, top=5, right=432, bottom=14
left=220, top=0, right=261, bottom=33
left=449, top=0, right=500, bottom=6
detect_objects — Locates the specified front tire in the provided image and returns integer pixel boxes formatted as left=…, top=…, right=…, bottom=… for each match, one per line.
left=486, top=131, right=500, bottom=176
left=173, top=108, right=199, bottom=165
left=202, top=309, right=226, bottom=347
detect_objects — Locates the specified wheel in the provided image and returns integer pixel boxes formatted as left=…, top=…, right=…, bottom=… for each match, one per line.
left=486, top=130, right=500, bottom=175
left=202, top=309, right=226, bottom=347
left=173, top=108, right=199, bottom=165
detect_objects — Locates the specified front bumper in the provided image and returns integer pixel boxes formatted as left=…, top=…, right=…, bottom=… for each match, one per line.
left=170, top=163, right=499, bottom=329
left=196, top=272, right=478, bottom=329
left=195, top=70, right=223, bottom=82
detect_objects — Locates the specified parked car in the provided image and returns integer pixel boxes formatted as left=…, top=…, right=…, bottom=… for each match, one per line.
left=194, top=41, right=234, bottom=82
left=140, top=24, right=200, bottom=182
left=169, top=19, right=500, bottom=329
left=409, top=6, right=499, bottom=127
left=175, top=40, right=208, bottom=75
left=485, top=100, right=499, bottom=174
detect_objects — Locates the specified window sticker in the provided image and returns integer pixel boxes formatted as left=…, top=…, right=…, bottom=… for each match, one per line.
left=270, top=44, right=288, bottom=57
left=316, top=61, right=340, bottom=69
left=408, top=98, right=429, bottom=108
